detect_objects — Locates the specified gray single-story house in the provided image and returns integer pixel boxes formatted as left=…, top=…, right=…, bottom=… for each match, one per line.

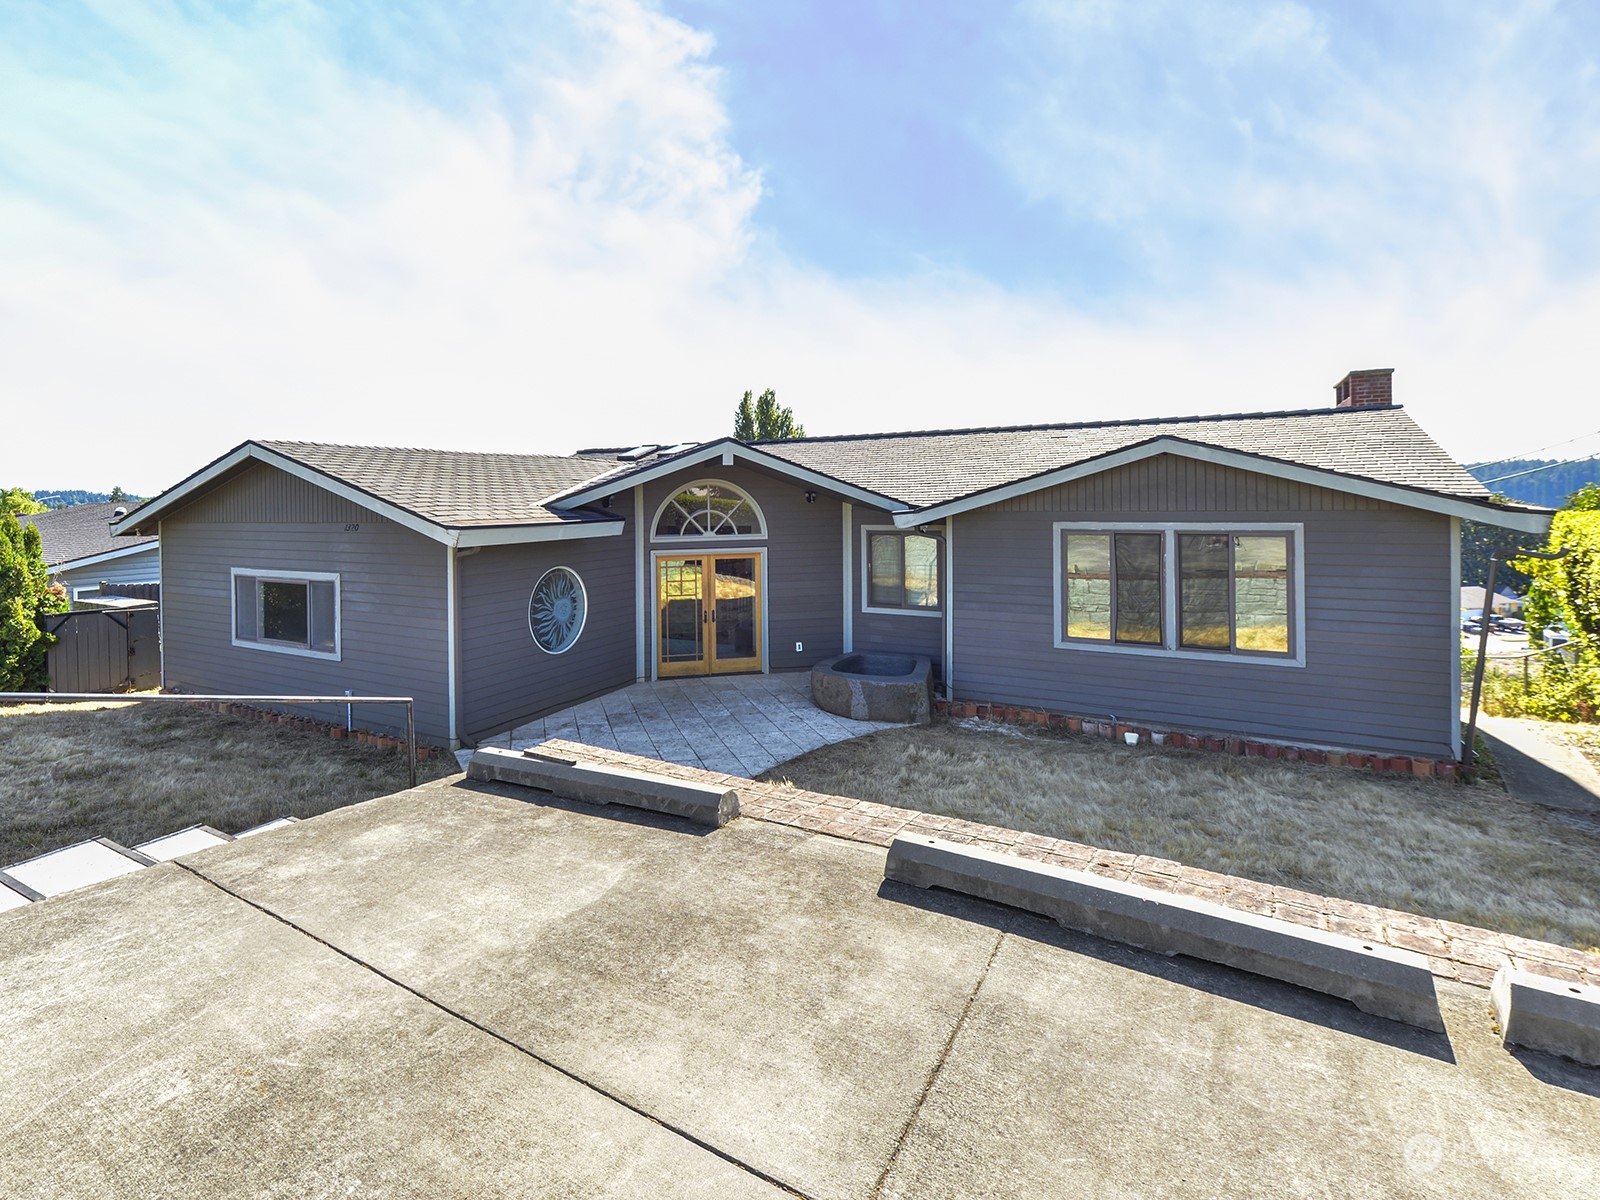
left=20, top=501, right=160, bottom=602
left=113, top=370, right=1551, bottom=760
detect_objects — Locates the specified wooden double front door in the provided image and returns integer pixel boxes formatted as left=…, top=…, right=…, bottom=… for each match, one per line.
left=656, top=554, right=762, bottom=676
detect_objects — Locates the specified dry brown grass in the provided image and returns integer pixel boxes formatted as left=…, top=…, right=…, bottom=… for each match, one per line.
left=0, top=701, right=455, bottom=865
left=765, top=719, right=1600, bottom=950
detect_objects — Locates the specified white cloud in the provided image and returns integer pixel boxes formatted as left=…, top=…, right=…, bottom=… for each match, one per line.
left=0, top=0, right=1596, bottom=495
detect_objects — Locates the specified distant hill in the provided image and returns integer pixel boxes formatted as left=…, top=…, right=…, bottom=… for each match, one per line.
left=1466, top=458, right=1600, bottom=508
left=31, top=490, right=147, bottom=509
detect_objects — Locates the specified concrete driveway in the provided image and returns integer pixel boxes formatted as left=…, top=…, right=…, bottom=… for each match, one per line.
left=2, top=776, right=1596, bottom=1197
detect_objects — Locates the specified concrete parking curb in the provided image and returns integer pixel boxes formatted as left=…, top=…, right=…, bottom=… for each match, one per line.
left=886, top=834, right=1444, bottom=1031
left=1491, top=966, right=1600, bottom=1066
left=468, top=747, right=740, bottom=828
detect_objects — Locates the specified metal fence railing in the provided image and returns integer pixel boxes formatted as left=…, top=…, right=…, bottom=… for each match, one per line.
left=1, top=693, right=418, bottom=789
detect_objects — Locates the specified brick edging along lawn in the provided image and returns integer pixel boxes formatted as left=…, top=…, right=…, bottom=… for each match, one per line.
left=539, top=738, right=1598, bottom=992
left=935, top=699, right=1459, bottom=781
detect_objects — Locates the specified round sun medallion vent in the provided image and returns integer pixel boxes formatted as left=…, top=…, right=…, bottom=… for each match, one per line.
left=528, top=566, right=587, bottom=654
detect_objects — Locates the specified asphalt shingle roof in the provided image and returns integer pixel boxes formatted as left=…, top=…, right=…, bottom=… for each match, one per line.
left=258, top=441, right=620, bottom=527
left=18, top=502, right=157, bottom=567
left=752, top=405, right=1492, bottom=509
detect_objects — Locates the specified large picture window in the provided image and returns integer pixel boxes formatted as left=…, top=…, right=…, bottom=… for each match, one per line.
left=1055, top=524, right=1300, bottom=663
left=863, top=529, right=940, bottom=614
left=232, top=569, right=340, bottom=659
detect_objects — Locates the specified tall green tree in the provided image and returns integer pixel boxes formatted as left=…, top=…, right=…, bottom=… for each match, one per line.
left=1518, top=491, right=1600, bottom=654
left=733, top=388, right=805, bottom=441
left=1, top=491, right=68, bottom=691
left=1, top=487, right=47, bottom=519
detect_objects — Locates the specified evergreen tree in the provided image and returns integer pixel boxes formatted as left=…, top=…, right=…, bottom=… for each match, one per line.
left=1, top=487, right=47, bottom=519
left=1, top=496, right=68, bottom=691
left=109, top=485, right=127, bottom=503
left=733, top=389, right=805, bottom=441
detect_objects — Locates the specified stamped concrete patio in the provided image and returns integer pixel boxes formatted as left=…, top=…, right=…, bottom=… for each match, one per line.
left=461, top=672, right=904, bottom=776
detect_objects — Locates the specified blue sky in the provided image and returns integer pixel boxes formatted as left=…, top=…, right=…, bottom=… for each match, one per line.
left=2, top=1, right=1598, bottom=491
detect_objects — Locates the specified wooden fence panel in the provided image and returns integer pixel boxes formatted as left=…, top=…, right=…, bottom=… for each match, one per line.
left=99, top=582, right=160, bottom=602
left=43, top=610, right=160, bottom=693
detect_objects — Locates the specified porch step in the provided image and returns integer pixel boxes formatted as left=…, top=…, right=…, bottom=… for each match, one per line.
left=1, top=839, right=155, bottom=899
left=234, top=816, right=300, bottom=838
left=135, top=825, right=236, bottom=862
left=0, top=876, right=37, bottom=911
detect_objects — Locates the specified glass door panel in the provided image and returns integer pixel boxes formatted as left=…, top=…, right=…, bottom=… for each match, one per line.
left=709, top=555, right=760, bottom=673
left=657, top=558, right=707, bottom=677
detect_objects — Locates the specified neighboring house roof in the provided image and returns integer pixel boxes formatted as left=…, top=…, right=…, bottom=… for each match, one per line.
left=17, top=502, right=157, bottom=569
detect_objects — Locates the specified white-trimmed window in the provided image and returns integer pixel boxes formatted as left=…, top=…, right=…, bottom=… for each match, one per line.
left=1053, top=523, right=1302, bottom=665
left=232, top=568, right=340, bottom=660
left=863, top=528, right=940, bottom=615
left=652, top=481, right=765, bottom=540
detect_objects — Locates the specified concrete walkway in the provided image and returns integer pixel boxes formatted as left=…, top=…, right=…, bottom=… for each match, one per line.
left=461, top=672, right=903, bottom=777
left=1474, top=712, right=1600, bottom=815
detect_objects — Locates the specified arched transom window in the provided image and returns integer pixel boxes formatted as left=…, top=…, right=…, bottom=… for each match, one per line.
left=653, top=481, right=765, bottom=539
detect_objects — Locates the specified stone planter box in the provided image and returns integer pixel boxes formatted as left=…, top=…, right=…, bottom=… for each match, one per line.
left=811, top=653, right=932, bottom=725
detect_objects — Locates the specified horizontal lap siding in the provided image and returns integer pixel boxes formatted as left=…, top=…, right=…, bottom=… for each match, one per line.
left=457, top=535, right=636, bottom=742
left=160, top=465, right=450, bottom=743
left=852, top=508, right=943, bottom=669
left=56, top=547, right=161, bottom=593
left=642, top=464, right=843, bottom=671
left=953, top=458, right=1456, bottom=759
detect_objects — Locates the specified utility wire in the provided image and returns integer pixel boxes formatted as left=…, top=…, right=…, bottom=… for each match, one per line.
left=1470, top=428, right=1600, bottom=472
left=1479, top=454, right=1600, bottom=486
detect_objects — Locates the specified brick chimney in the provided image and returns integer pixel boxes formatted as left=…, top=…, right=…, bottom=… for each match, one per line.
left=1334, top=368, right=1394, bottom=407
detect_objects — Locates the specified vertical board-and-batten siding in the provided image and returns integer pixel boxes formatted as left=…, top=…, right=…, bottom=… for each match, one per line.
left=641, top=463, right=844, bottom=673
left=850, top=506, right=944, bottom=670
left=955, top=456, right=1457, bottom=759
left=160, top=462, right=451, bottom=743
left=456, top=532, right=637, bottom=742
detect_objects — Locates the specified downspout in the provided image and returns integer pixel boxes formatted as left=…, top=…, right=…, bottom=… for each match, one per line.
left=841, top=502, right=853, bottom=653
left=157, top=519, right=165, bottom=691
left=1449, top=517, right=1461, bottom=761
left=944, top=516, right=954, bottom=699
left=635, top=485, right=647, bottom=681
left=446, top=532, right=460, bottom=750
